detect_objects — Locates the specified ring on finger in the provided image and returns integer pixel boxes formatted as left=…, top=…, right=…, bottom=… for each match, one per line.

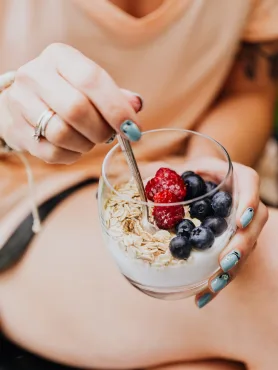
left=33, top=108, right=55, bottom=142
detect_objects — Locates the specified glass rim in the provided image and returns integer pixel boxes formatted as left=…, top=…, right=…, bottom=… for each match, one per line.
left=101, top=128, right=233, bottom=207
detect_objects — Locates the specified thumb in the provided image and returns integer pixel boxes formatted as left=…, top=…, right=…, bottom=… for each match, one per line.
left=121, top=89, right=144, bottom=113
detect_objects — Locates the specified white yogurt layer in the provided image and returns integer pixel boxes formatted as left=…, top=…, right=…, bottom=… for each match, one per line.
left=103, top=216, right=236, bottom=288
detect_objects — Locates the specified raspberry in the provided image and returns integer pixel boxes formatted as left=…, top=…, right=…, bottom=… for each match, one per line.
left=145, top=168, right=187, bottom=201
left=145, top=177, right=161, bottom=201
left=154, top=190, right=178, bottom=203
left=155, top=168, right=180, bottom=180
left=153, top=204, right=185, bottom=230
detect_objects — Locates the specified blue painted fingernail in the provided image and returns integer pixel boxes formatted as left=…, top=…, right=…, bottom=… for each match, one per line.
left=120, top=120, right=142, bottom=142
left=220, top=250, right=241, bottom=272
left=197, top=293, right=213, bottom=309
left=240, top=207, right=254, bottom=228
left=211, top=273, right=229, bottom=293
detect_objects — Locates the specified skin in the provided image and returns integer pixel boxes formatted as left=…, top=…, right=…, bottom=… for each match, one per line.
left=0, top=183, right=274, bottom=370
left=0, top=1, right=277, bottom=369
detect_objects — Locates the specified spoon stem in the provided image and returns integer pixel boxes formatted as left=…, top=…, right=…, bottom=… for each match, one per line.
left=117, top=135, right=150, bottom=221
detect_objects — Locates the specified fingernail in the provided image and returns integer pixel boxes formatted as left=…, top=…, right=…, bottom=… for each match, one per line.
left=130, top=92, right=144, bottom=112
left=220, top=250, right=241, bottom=272
left=211, top=273, right=229, bottom=293
left=120, top=120, right=142, bottom=142
left=197, top=293, right=213, bottom=309
left=105, top=131, right=116, bottom=144
left=240, top=207, right=254, bottom=228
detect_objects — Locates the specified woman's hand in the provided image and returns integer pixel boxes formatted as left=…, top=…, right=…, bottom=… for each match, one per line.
left=195, top=162, right=269, bottom=308
left=0, top=43, right=142, bottom=164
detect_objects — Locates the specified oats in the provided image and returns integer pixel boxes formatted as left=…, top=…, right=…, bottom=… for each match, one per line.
left=192, top=218, right=201, bottom=227
left=104, top=179, right=195, bottom=267
left=123, top=234, right=143, bottom=248
left=154, top=230, right=172, bottom=242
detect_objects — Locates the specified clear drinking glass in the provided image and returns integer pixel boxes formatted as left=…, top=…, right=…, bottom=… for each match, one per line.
left=98, top=129, right=238, bottom=300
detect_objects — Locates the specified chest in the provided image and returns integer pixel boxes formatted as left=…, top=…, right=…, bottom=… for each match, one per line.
left=0, top=0, right=251, bottom=127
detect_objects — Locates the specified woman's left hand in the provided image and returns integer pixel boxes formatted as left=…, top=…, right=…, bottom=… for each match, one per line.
left=195, top=162, right=269, bottom=308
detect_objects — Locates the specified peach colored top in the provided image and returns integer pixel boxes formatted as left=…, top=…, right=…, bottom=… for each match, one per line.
left=0, top=0, right=278, bottom=232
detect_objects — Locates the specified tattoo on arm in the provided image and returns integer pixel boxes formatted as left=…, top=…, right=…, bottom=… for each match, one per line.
left=239, top=41, right=278, bottom=81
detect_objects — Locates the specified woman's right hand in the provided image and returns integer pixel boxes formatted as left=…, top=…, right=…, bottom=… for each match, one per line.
left=0, top=43, right=142, bottom=164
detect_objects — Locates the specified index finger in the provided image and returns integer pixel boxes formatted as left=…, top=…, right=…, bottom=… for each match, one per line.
left=54, top=45, right=142, bottom=142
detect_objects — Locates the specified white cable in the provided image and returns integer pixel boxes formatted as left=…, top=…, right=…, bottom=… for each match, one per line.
left=15, top=152, right=41, bottom=233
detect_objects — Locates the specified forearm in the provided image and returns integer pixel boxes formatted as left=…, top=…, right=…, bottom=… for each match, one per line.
left=188, top=91, right=275, bottom=167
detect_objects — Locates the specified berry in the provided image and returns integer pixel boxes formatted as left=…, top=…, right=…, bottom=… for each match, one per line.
left=156, top=168, right=180, bottom=180
left=145, top=177, right=161, bottom=201
left=154, top=190, right=178, bottom=203
left=190, top=226, right=215, bottom=250
left=145, top=168, right=186, bottom=201
left=181, top=170, right=195, bottom=178
left=175, top=219, right=195, bottom=237
left=211, top=191, right=232, bottom=218
left=202, top=217, right=228, bottom=237
left=169, top=236, right=192, bottom=260
left=205, top=181, right=218, bottom=196
left=153, top=205, right=185, bottom=230
left=189, top=198, right=212, bottom=221
left=182, top=174, right=206, bottom=200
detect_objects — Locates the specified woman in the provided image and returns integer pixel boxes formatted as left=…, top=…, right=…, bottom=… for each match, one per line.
left=0, top=0, right=277, bottom=369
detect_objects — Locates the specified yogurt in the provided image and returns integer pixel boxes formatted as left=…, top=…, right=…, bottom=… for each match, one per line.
left=103, top=222, right=235, bottom=288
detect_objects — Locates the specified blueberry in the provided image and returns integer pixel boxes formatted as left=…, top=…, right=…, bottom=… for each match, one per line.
left=205, top=181, right=218, bottom=197
left=181, top=170, right=195, bottom=178
left=175, top=219, right=195, bottom=237
left=190, top=226, right=215, bottom=250
left=182, top=174, right=206, bottom=200
left=202, top=217, right=228, bottom=237
left=211, top=191, right=232, bottom=218
left=189, top=198, right=212, bottom=221
left=169, top=236, right=192, bottom=259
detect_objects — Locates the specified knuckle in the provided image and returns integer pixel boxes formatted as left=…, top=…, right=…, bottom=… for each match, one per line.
left=261, top=204, right=269, bottom=224
left=79, top=63, right=105, bottom=88
left=249, top=168, right=260, bottom=185
left=51, top=122, right=71, bottom=146
left=16, top=64, right=31, bottom=82
left=65, top=95, right=88, bottom=122
left=16, top=60, right=39, bottom=84
left=42, top=43, right=65, bottom=57
left=44, top=146, right=61, bottom=164
left=243, top=232, right=254, bottom=248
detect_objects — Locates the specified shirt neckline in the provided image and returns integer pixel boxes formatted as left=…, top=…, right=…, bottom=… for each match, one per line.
left=73, top=0, right=191, bottom=42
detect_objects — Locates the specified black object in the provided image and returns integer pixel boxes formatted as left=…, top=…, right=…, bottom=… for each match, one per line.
left=0, top=178, right=97, bottom=273
left=202, top=217, right=228, bottom=237
left=181, top=173, right=206, bottom=200
left=0, top=333, right=81, bottom=370
left=169, top=235, right=192, bottom=259
left=175, top=219, right=195, bottom=237
left=190, top=226, right=215, bottom=250
left=0, top=178, right=98, bottom=370
left=211, top=191, right=232, bottom=218
left=189, top=198, right=212, bottom=221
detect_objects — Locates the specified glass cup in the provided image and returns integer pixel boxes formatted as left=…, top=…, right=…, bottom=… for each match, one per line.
left=98, top=129, right=238, bottom=300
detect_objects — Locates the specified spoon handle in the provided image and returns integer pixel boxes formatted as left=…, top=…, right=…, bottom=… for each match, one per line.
left=117, top=135, right=150, bottom=218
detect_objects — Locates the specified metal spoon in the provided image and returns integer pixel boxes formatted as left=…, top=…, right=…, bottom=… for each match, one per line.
left=117, top=135, right=158, bottom=234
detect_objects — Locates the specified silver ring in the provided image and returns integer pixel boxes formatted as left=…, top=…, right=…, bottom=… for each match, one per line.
left=33, top=109, right=55, bottom=142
